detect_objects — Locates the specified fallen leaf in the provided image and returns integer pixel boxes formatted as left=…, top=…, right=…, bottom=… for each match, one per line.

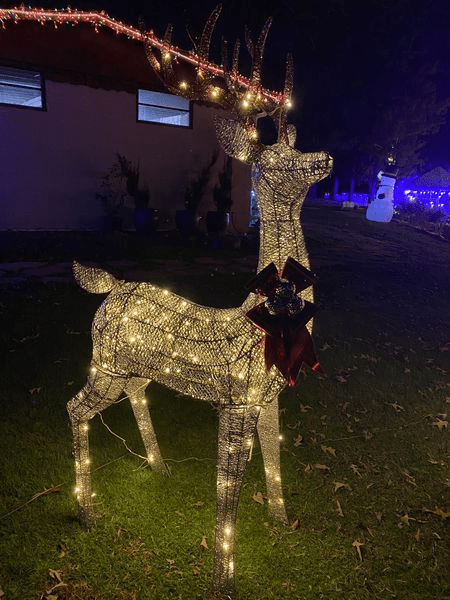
left=363, top=430, right=373, bottom=440
left=350, top=464, right=362, bottom=477
left=414, top=529, right=423, bottom=541
left=45, top=582, right=67, bottom=596
left=403, top=471, right=417, bottom=487
left=199, top=535, right=208, bottom=550
left=352, top=540, right=364, bottom=561
left=299, top=404, right=312, bottom=412
left=335, top=499, right=344, bottom=517
left=0, top=589, right=4, bottom=598
left=14, top=333, right=40, bottom=343
left=387, top=402, right=404, bottom=412
left=321, top=445, right=336, bottom=457
left=293, top=434, right=304, bottom=447
left=333, top=481, right=351, bottom=492
left=398, top=514, right=415, bottom=527
left=431, top=506, right=450, bottom=519
left=433, top=418, right=448, bottom=431
left=194, top=501, right=204, bottom=507
left=48, top=569, right=63, bottom=583
left=289, top=519, right=300, bottom=530
left=304, top=464, right=313, bottom=473
left=312, top=464, right=330, bottom=474
left=252, top=491, right=264, bottom=505
left=375, top=512, right=383, bottom=522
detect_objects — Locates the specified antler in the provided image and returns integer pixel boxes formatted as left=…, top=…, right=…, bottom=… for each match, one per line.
left=141, top=6, right=293, bottom=143
left=271, top=53, right=294, bottom=143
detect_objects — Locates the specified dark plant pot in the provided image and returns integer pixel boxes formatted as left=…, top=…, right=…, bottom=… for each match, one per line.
left=205, top=211, right=229, bottom=234
left=175, top=209, right=196, bottom=236
left=103, top=214, right=124, bottom=232
left=133, top=207, right=158, bottom=235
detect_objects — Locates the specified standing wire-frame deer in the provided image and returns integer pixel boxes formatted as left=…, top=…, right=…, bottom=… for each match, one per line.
left=68, top=7, right=332, bottom=598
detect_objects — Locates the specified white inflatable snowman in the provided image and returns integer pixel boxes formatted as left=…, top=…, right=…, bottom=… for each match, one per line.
left=366, top=169, right=397, bottom=223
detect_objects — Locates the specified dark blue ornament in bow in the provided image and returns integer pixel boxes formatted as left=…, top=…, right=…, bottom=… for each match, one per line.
left=245, top=257, right=322, bottom=386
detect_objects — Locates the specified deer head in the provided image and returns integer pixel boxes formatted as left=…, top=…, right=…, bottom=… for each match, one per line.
left=141, top=5, right=332, bottom=217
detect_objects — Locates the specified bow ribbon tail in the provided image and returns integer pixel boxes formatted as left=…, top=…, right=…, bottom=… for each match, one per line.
left=264, top=325, right=322, bottom=387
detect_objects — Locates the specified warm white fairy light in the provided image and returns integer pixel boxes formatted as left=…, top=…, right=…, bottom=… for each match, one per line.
left=60, top=6, right=333, bottom=599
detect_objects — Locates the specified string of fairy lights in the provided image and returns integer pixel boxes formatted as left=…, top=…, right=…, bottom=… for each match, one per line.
left=0, top=6, right=288, bottom=112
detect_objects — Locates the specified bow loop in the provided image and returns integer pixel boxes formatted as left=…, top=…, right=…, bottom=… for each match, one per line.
left=245, top=257, right=322, bottom=386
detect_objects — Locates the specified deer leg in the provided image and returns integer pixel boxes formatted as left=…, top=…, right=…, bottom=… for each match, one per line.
left=125, top=377, right=168, bottom=474
left=213, top=405, right=259, bottom=599
left=257, top=398, right=288, bottom=524
left=67, top=371, right=127, bottom=528
left=70, top=411, right=94, bottom=528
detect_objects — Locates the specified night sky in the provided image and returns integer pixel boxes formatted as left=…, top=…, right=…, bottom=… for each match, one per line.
left=15, top=0, right=450, bottom=182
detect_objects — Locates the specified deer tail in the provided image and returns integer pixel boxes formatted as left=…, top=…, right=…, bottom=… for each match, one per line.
left=73, top=261, right=119, bottom=294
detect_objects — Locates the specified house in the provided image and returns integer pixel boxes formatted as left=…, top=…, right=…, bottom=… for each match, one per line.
left=0, top=7, right=267, bottom=232
left=397, top=166, right=450, bottom=213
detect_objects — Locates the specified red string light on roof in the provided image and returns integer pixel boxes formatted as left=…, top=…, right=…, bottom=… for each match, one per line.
left=0, top=6, right=284, bottom=106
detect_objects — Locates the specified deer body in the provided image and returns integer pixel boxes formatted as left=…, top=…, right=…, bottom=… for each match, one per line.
left=68, top=9, right=332, bottom=598
left=82, top=277, right=271, bottom=403
left=68, top=141, right=331, bottom=598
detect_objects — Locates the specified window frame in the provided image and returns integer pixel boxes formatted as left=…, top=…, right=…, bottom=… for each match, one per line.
left=136, top=88, right=192, bottom=129
left=0, top=65, right=46, bottom=111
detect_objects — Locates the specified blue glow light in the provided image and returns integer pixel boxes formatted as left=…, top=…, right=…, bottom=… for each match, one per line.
left=394, top=176, right=450, bottom=215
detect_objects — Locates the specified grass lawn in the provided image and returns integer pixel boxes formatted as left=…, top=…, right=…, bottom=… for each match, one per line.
left=0, top=208, right=449, bottom=599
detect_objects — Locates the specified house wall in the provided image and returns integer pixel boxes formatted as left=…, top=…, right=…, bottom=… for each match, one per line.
left=0, top=80, right=251, bottom=231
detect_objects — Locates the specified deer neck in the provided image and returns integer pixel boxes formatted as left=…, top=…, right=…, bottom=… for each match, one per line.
left=256, top=193, right=309, bottom=273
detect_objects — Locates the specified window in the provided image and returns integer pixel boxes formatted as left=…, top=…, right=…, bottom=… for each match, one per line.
left=0, top=66, right=45, bottom=109
left=137, top=89, right=191, bottom=127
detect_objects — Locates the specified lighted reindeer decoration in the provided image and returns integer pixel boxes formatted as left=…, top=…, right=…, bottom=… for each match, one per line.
left=68, top=7, right=332, bottom=598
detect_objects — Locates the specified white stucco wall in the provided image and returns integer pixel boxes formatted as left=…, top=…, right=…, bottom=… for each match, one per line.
left=0, top=80, right=251, bottom=231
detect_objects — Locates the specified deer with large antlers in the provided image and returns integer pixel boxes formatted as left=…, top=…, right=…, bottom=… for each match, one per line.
left=68, top=7, right=332, bottom=598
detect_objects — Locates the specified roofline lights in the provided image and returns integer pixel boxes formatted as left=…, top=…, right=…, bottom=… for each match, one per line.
left=0, top=6, right=284, bottom=106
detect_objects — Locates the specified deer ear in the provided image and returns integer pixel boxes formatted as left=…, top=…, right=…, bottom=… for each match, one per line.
left=214, top=116, right=262, bottom=164
left=287, top=124, right=297, bottom=148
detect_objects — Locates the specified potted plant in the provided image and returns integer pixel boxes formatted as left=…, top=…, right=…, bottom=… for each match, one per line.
left=206, top=156, right=232, bottom=234
left=116, top=154, right=157, bottom=235
left=96, top=159, right=128, bottom=231
left=176, top=150, right=218, bottom=236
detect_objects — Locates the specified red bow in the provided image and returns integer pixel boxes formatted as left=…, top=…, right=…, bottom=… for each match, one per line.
left=245, top=257, right=322, bottom=386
